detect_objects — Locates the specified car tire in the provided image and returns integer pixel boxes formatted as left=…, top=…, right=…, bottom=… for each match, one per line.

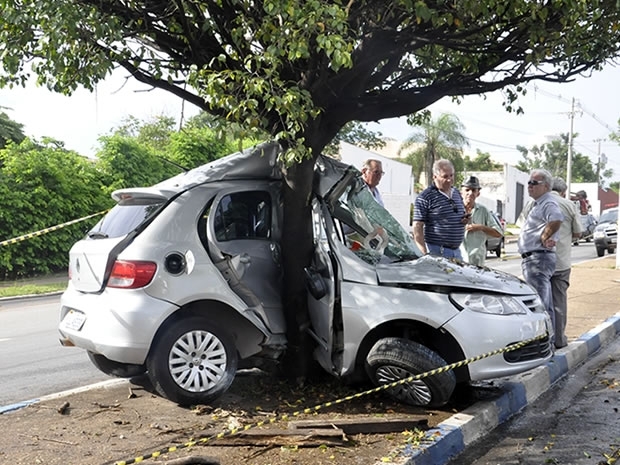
left=87, top=352, right=146, bottom=378
left=495, top=239, right=503, bottom=258
left=365, top=338, right=456, bottom=407
left=146, top=317, right=238, bottom=406
left=596, top=246, right=606, bottom=257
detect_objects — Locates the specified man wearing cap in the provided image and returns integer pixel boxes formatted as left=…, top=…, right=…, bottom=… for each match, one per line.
left=460, top=176, right=503, bottom=266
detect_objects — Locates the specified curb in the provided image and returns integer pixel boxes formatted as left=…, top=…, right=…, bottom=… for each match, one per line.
left=395, top=312, right=620, bottom=465
left=0, top=378, right=127, bottom=414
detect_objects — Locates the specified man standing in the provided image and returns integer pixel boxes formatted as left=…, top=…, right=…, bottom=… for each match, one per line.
left=550, top=177, right=582, bottom=348
left=413, top=159, right=467, bottom=259
left=460, top=176, right=503, bottom=266
left=517, top=169, right=563, bottom=334
left=361, top=159, right=384, bottom=206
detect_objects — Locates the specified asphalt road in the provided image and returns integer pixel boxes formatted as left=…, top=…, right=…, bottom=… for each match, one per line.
left=0, top=295, right=110, bottom=406
left=486, top=239, right=601, bottom=276
left=448, top=334, right=620, bottom=465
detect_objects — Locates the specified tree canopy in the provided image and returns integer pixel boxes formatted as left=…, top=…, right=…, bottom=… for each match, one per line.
left=2, top=1, right=620, bottom=158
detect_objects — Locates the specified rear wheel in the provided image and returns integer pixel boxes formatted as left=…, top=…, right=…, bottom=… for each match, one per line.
left=147, top=317, right=238, bottom=406
left=87, top=352, right=146, bottom=378
left=365, top=338, right=456, bottom=407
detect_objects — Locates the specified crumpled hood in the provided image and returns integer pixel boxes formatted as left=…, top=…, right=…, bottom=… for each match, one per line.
left=376, top=255, right=533, bottom=295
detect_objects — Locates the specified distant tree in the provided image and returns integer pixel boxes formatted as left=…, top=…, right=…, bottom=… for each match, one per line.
left=0, top=111, right=25, bottom=149
left=464, top=150, right=503, bottom=171
left=95, top=134, right=173, bottom=195
left=324, top=121, right=386, bottom=156
left=516, top=133, right=598, bottom=183
left=399, top=113, right=468, bottom=188
left=0, top=138, right=109, bottom=278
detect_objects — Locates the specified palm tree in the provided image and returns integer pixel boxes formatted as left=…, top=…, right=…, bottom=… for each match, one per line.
left=398, top=113, right=468, bottom=189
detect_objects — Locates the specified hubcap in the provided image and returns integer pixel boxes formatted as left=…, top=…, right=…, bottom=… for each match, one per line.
left=168, top=330, right=227, bottom=392
left=375, top=365, right=432, bottom=405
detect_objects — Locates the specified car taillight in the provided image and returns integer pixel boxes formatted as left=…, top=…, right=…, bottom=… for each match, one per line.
left=108, top=260, right=157, bottom=289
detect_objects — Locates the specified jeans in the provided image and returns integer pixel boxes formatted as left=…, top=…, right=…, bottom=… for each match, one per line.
left=427, top=243, right=463, bottom=260
left=522, top=251, right=557, bottom=341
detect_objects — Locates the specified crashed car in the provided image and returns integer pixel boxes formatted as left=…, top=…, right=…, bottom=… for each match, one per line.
left=59, top=142, right=553, bottom=408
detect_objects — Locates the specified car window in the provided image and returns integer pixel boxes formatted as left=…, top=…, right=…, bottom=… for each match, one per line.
left=213, top=191, right=272, bottom=242
left=88, top=200, right=164, bottom=239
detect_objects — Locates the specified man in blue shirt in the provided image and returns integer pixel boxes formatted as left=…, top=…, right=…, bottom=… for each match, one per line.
left=517, top=169, right=563, bottom=334
left=413, top=159, right=467, bottom=259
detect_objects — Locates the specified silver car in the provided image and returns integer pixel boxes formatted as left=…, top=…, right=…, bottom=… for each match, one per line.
left=59, top=142, right=553, bottom=408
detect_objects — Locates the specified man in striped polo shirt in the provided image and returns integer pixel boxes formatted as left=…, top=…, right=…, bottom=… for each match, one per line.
left=412, top=159, right=467, bottom=259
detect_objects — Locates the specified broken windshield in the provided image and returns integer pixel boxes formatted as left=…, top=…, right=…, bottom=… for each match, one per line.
left=331, top=177, right=422, bottom=265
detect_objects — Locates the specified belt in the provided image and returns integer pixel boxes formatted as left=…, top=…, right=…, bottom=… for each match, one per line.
left=521, top=250, right=554, bottom=259
left=429, top=243, right=460, bottom=250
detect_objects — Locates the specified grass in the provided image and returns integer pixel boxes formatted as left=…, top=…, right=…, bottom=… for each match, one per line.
left=0, top=281, right=67, bottom=298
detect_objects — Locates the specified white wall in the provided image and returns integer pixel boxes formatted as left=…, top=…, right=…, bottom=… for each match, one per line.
left=464, top=166, right=530, bottom=224
left=338, top=142, right=414, bottom=229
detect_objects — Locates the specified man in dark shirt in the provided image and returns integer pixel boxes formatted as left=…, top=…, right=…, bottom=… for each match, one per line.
left=412, top=159, right=467, bottom=259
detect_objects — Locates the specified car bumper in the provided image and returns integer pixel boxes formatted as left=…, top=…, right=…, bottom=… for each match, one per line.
left=58, top=285, right=179, bottom=364
left=442, top=308, right=553, bottom=381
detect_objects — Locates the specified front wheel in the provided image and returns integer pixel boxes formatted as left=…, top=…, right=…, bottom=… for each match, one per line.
left=365, top=338, right=456, bottom=407
left=147, top=317, right=238, bottom=406
left=596, top=246, right=606, bottom=257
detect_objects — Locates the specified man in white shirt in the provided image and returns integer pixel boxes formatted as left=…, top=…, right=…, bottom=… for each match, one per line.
left=550, top=177, right=582, bottom=348
left=361, top=159, right=384, bottom=206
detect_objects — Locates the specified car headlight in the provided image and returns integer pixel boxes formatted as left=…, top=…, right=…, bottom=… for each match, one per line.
left=593, top=231, right=605, bottom=239
left=451, top=293, right=528, bottom=315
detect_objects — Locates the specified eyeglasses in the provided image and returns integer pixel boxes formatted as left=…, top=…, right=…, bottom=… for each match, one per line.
left=370, top=170, right=385, bottom=176
left=528, top=180, right=543, bottom=186
left=449, top=198, right=458, bottom=213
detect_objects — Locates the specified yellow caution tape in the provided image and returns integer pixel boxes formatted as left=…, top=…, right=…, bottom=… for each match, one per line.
left=0, top=210, right=108, bottom=247
left=114, top=333, right=548, bottom=465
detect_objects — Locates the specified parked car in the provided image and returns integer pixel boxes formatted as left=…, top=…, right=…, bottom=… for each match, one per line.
left=485, top=212, right=505, bottom=257
left=593, top=207, right=618, bottom=257
left=58, top=142, right=553, bottom=408
left=573, top=212, right=597, bottom=245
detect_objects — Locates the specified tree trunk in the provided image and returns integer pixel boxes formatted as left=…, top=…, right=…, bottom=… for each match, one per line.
left=280, top=155, right=318, bottom=382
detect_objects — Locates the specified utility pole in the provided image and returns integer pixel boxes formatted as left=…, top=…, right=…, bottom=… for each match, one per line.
left=594, top=138, right=607, bottom=187
left=566, top=97, right=575, bottom=199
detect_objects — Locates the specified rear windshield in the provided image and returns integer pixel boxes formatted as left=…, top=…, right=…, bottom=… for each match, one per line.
left=88, top=200, right=164, bottom=239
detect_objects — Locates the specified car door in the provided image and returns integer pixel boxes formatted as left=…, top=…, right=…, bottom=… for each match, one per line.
left=206, top=184, right=285, bottom=333
left=305, top=198, right=343, bottom=375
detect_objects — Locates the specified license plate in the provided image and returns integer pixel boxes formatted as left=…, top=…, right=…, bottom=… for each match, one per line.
left=62, top=310, right=86, bottom=331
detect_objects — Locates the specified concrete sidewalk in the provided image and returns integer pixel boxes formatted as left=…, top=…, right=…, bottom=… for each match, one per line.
left=404, top=255, right=620, bottom=465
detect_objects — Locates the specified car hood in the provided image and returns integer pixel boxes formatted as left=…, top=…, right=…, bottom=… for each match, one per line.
left=376, top=255, right=532, bottom=295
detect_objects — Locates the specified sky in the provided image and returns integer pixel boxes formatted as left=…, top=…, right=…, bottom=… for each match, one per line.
left=2, top=61, right=620, bottom=186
